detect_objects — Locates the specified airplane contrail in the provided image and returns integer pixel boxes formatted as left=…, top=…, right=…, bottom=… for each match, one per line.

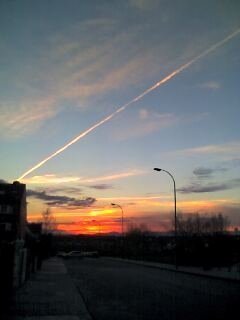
left=18, top=29, right=240, bottom=181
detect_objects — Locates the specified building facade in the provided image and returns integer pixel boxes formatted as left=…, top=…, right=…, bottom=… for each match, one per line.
left=0, top=181, right=26, bottom=241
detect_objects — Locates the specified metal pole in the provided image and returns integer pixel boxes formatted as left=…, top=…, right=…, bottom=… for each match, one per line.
left=154, top=168, right=177, bottom=269
left=120, top=206, right=124, bottom=237
left=111, top=203, right=124, bottom=237
left=111, top=203, right=124, bottom=258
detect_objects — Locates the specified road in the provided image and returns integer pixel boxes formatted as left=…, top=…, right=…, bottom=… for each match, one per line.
left=65, top=258, right=240, bottom=320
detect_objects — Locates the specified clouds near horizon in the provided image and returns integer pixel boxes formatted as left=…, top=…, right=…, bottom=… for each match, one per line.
left=178, top=178, right=240, bottom=194
left=27, top=189, right=96, bottom=208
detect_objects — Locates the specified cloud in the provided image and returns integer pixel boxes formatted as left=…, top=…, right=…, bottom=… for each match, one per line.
left=46, top=186, right=83, bottom=195
left=2, top=6, right=238, bottom=142
left=199, top=81, right=221, bottom=90
left=173, top=141, right=240, bottom=156
left=98, top=195, right=171, bottom=202
left=193, top=166, right=227, bottom=178
left=113, top=111, right=179, bottom=140
left=178, top=183, right=230, bottom=194
left=81, top=170, right=145, bottom=183
left=193, top=167, right=214, bottom=178
left=88, top=184, right=114, bottom=190
left=1, top=22, right=160, bottom=139
left=27, top=189, right=96, bottom=207
left=22, top=174, right=81, bottom=184
left=178, top=179, right=240, bottom=194
left=113, top=109, right=208, bottom=141
left=0, top=97, right=57, bottom=138
left=189, top=160, right=240, bottom=183
left=34, top=186, right=83, bottom=198
left=22, top=170, right=144, bottom=185
left=62, top=51, right=154, bottom=100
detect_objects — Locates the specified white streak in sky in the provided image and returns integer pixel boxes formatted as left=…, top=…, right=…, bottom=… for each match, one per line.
left=18, top=29, right=240, bottom=180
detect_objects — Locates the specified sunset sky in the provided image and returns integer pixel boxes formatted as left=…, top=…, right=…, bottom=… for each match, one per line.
left=1, top=0, right=240, bottom=234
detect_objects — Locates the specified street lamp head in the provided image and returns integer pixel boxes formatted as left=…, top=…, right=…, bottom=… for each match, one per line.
left=111, top=203, right=116, bottom=206
left=153, top=168, right=162, bottom=172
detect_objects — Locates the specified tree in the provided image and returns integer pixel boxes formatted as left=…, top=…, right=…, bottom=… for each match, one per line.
left=41, top=207, right=57, bottom=234
left=126, top=223, right=149, bottom=237
left=176, top=213, right=229, bottom=236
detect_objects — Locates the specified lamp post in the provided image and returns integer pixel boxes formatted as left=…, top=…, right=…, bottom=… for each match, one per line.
left=154, top=168, right=177, bottom=269
left=111, top=203, right=124, bottom=237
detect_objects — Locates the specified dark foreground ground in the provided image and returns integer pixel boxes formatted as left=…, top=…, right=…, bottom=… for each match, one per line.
left=65, top=257, right=240, bottom=320
left=0, top=258, right=91, bottom=320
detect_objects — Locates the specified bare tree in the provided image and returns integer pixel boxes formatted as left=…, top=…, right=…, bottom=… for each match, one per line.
left=126, top=223, right=150, bottom=237
left=41, top=207, right=57, bottom=234
left=177, top=213, right=229, bottom=236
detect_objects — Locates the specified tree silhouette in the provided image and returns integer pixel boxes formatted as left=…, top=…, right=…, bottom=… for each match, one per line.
left=176, top=213, right=229, bottom=236
left=41, top=207, right=57, bottom=234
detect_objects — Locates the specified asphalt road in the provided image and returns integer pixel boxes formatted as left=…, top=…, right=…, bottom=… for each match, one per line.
left=65, top=258, right=240, bottom=320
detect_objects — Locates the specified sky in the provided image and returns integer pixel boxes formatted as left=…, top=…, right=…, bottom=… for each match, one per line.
left=1, top=0, right=240, bottom=234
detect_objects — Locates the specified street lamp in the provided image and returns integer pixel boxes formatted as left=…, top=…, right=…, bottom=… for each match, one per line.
left=154, top=168, right=177, bottom=269
left=111, top=203, right=124, bottom=237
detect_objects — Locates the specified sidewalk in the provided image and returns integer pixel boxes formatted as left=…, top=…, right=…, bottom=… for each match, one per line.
left=107, top=257, right=240, bottom=281
left=3, top=258, right=92, bottom=320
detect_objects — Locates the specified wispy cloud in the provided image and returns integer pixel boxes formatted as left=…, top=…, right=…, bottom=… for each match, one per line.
left=43, top=186, right=83, bottom=195
left=81, top=170, right=145, bottom=183
left=199, top=81, right=221, bottom=90
left=113, top=111, right=179, bottom=140
left=173, top=141, right=240, bottom=156
left=22, top=170, right=144, bottom=185
left=178, top=183, right=230, bottom=194
left=22, top=175, right=81, bottom=184
left=98, top=195, right=171, bottom=202
left=1, top=22, right=159, bottom=139
left=0, top=98, right=57, bottom=138
left=193, top=166, right=227, bottom=179
left=88, top=184, right=114, bottom=190
left=2, top=12, right=231, bottom=140
left=178, top=178, right=240, bottom=194
left=27, top=189, right=96, bottom=207
left=113, top=110, right=208, bottom=141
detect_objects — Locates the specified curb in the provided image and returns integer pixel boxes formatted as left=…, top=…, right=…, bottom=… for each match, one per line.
left=106, top=257, right=240, bottom=283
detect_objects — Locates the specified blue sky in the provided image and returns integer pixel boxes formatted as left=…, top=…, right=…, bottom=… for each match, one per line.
left=1, top=0, right=240, bottom=233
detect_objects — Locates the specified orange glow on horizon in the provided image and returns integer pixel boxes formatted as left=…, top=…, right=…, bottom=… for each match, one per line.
left=27, top=197, right=237, bottom=235
left=27, top=195, right=234, bottom=222
left=56, top=221, right=121, bottom=235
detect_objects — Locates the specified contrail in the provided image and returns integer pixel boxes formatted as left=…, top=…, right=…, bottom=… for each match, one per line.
left=18, top=29, right=240, bottom=181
